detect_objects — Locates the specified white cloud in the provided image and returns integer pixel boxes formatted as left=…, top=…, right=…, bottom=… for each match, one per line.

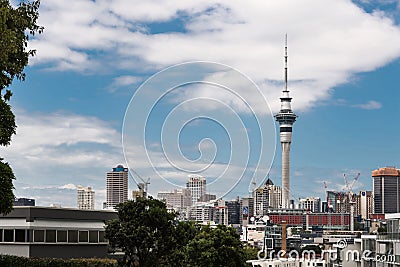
left=353, top=100, right=383, bottom=110
left=107, top=75, right=143, bottom=92
left=58, top=183, right=77, bottom=190
left=28, top=0, right=400, bottom=112
left=1, top=110, right=125, bottom=206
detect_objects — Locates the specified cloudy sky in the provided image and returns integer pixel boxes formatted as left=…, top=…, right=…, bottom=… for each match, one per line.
left=2, top=0, right=400, bottom=208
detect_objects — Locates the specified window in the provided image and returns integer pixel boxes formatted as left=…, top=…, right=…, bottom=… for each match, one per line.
left=26, top=230, right=32, bottom=242
left=4, top=230, right=13, bottom=242
left=99, top=231, right=105, bottom=242
left=79, top=231, right=88, bottom=242
left=34, top=230, right=44, bottom=242
left=15, top=229, right=25, bottom=242
left=68, top=230, right=78, bottom=243
left=0, top=229, right=3, bottom=242
left=89, top=231, right=98, bottom=243
left=57, top=230, right=67, bottom=242
left=46, top=230, right=56, bottom=243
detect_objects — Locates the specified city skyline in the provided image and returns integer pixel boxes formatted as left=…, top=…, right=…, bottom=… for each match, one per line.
left=1, top=0, right=399, bottom=208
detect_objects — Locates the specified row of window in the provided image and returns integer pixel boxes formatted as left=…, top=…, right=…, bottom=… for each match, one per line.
left=0, top=229, right=106, bottom=244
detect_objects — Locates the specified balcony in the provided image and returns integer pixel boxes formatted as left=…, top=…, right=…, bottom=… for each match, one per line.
left=377, top=233, right=400, bottom=241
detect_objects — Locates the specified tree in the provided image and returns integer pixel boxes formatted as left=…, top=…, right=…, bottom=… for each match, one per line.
left=0, top=0, right=43, bottom=214
left=105, top=198, right=178, bottom=267
left=159, top=220, right=200, bottom=266
left=185, top=224, right=247, bottom=267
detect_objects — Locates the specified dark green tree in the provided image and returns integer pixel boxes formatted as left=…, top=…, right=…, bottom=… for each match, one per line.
left=185, top=224, right=247, bottom=267
left=105, top=198, right=178, bottom=267
left=159, top=220, right=201, bottom=266
left=0, top=0, right=43, bottom=214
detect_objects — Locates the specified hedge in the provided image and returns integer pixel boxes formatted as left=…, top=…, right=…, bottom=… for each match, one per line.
left=0, top=255, right=118, bottom=267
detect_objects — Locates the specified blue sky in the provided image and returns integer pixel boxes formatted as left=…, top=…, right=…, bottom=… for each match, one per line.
left=2, top=0, right=400, bottom=208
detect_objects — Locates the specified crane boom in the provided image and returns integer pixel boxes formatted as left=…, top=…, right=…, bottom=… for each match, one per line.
left=130, top=169, right=150, bottom=198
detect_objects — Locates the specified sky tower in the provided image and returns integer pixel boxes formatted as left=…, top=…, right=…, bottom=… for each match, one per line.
left=274, top=36, right=298, bottom=209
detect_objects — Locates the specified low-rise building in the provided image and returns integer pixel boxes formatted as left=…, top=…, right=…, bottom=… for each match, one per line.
left=0, top=206, right=117, bottom=259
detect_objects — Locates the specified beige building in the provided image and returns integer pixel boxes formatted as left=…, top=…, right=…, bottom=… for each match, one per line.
left=106, top=165, right=128, bottom=209
left=254, top=178, right=282, bottom=216
left=77, top=185, right=95, bottom=210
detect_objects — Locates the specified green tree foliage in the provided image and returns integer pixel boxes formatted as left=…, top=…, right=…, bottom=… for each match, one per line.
left=106, top=199, right=248, bottom=267
left=244, top=246, right=259, bottom=262
left=160, top=220, right=200, bottom=266
left=185, top=224, right=246, bottom=267
left=0, top=0, right=43, bottom=214
left=0, top=0, right=43, bottom=99
left=0, top=159, right=15, bottom=214
left=105, top=198, right=178, bottom=267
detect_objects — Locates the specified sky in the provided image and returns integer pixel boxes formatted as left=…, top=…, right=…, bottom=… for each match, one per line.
left=1, top=0, right=400, bottom=209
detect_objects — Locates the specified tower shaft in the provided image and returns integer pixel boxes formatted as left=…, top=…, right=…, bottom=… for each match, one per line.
left=281, top=142, right=291, bottom=208
left=274, top=36, right=297, bottom=209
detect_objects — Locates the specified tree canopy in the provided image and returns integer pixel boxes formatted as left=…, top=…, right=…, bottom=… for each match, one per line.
left=105, top=198, right=178, bottom=267
left=105, top=198, right=248, bottom=267
left=0, top=0, right=43, bottom=214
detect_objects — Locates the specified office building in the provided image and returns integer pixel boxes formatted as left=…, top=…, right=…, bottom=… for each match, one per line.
left=226, top=198, right=241, bottom=225
left=106, top=165, right=128, bottom=209
left=157, top=189, right=192, bottom=210
left=298, top=197, right=321, bottom=213
left=189, top=202, right=214, bottom=223
left=372, top=166, right=400, bottom=214
left=77, top=185, right=95, bottom=210
left=274, top=38, right=298, bottom=208
left=239, top=197, right=254, bottom=226
left=254, top=178, right=282, bottom=215
left=186, top=175, right=206, bottom=205
left=326, top=191, right=348, bottom=213
left=355, top=190, right=373, bottom=219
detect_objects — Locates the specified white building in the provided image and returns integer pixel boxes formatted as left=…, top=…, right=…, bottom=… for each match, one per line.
left=0, top=207, right=116, bottom=258
left=106, top=165, right=128, bottom=208
left=186, top=175, right=206, bottom=205
left=77, top=185, right=95, bottom=210
left=298, top=197, right=321, bottom=213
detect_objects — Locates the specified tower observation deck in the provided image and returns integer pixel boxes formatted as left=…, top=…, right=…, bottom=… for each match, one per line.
left=274, top=36, right=298, bottom=209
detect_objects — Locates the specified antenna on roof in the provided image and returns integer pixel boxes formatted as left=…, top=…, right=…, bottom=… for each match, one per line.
left=284, top=34, right=288, bottom=92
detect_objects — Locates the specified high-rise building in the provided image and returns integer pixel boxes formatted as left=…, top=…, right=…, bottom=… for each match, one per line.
left=226, top=198, right=241, bottom=225
left=274, top=37, right=297, bottom=208
left=254, top=178, right=282, bottom=215
left=186, top=175, right=206, bottom=205
left=326, top=191, right=348, bottom=213
left=299, top=197, right=321, bottom=213
left=106, top=165, right=128, bottom=209
left=373, top=167, right=400, bottom=214
left=355, top=190, right=373, bottom=219
left=157, top=189, right=192, bottom=210
left=77, top=185, right=95, bottom=210
left=239, top=197, right=254, bottom=226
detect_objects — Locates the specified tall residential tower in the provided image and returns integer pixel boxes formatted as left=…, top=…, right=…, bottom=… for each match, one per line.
left=106, top=165, right=128, bottom=209
left=274, top=37, right=297, bottom=208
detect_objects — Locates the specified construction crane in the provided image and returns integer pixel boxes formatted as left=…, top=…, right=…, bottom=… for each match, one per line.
left=343, top=172, right=360, bottom=232
left=130, top=169, right=150, bottom=198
